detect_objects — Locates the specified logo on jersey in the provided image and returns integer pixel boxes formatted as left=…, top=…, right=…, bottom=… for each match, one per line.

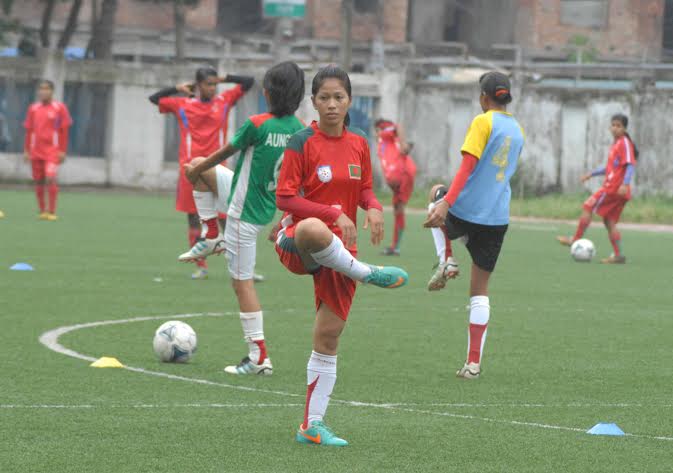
left=317, top=165, right=332, bottom=183
left=348, top=164, right=361, bottom=180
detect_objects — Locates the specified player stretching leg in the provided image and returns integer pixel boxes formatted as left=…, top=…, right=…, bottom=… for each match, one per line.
left=375, top=121, right=416, bottom=256
left=23, top=80, right=72, bottom=221
left=425, top=72, right=524, bottom=379
left=183, top=62, right=306, bottom=376
left=426, top=185, right=459, bottom=291
left=149, top=67, right=254, bottom=279
left=275, top=66, right=408, bottom=447
left=557, top=114, right=637, bottom=264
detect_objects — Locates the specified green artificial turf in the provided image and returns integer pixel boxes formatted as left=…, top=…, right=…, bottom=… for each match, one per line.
left=1, top=189, right=673, bottom=472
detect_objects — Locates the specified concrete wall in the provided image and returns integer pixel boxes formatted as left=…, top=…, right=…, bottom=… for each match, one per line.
left=2, top=59, right=673, bottom=196
left=403, top=83, right=670, bottom=197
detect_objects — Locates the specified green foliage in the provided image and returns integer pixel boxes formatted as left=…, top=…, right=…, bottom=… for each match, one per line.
left=566, top=34, right=598, bottom=63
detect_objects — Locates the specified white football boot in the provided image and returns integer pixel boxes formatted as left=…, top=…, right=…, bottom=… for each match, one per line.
left=427, top=257, right=459, bottom=291
left=179, top=235, right=225, bottom=262
left=456, top=362, right=481, bottom=379
left=224, top=356, right=273, bottom=375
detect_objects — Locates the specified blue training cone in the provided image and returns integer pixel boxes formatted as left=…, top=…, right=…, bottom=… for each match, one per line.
left=587, top=423, right=625, bottom=436
left=10, top=263, right=34, bottom=271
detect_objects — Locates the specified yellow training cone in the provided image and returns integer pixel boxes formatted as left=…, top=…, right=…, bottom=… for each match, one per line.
left=90, top=357, right=124, bottom=368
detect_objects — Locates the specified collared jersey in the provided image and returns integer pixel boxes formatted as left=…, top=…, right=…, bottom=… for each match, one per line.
left=603, top=136, right=636, bottom=194
left=450, top=110, right=525, bottom=226
left=227, top=113, right=304, bottom=225
left=277, top=121, right=375, bottom=252
left=158, top=85, right=244, bottom=163
left=23, top=100, right=72, bottom=162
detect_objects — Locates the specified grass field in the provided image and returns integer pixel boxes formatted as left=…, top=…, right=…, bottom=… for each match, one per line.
left=2, top=188, right=673, bottom=473
left=401, top=188, right=673, bottom=224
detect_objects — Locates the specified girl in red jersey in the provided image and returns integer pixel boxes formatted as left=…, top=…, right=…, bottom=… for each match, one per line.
left=557, top=114, right=637, bottom=264
left=149, top=67, right=254, bottom=279
left=23, top=80, right=72, bottom=221
left=275, top=66, right=408, bottom=447
left=375, top=119, right=417, bottom=256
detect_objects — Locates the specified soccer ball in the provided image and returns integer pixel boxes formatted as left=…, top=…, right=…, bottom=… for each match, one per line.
left=570, top=238, right=596, bottom=262
left=153, top=321, right=197, bottom=363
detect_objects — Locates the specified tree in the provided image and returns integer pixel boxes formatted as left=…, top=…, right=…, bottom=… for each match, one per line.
left=139, top=0, right=200, bottom=61
left=0, top=0, right=20, bottom=46
left=88, top=0, right=118, bottom=59
left=37, top=0, right=84, bottom=50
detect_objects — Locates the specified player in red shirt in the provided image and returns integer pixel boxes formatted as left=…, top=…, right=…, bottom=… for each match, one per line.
left=149, top=66, right=254, bottom=279
left=557, top=114, right=637, bottom=264
left=275, top=66, right=408, bottom=447
left=23, top=80, right=72, bottom=221
left=375, top=119, right=416, bottom=256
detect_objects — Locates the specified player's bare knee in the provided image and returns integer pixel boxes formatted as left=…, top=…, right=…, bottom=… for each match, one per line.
left=428, top=184, right=444, bottom=203
left=295, top=218, right=331, bottom=249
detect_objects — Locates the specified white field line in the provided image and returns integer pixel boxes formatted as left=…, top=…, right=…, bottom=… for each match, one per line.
left=38, top=314, right=673, bottom=442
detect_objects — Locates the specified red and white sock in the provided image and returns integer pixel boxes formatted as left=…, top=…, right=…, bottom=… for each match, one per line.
left=609, top=230, right=622, bottom=257
left=240, top=311, right=267, bottom=364
left=392, top=212, right=405, bottom=250
left=428, top=202, right=452, bottom=264
left=310, top=234, right=371, bottom=281
left=573, top=215, right=591, bottom=241
left=303, top=351, right=337, bottom=428
left=47, top=183, right=58, bottom=214
left=467, top=296, right=490, bottom=365
left=35, top=184, right=46, bottom=213
left=193, top=191, right=219, bottom=239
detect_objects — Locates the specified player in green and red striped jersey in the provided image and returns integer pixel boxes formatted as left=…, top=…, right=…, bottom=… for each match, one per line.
left=181, top=62, right=306, bottom=376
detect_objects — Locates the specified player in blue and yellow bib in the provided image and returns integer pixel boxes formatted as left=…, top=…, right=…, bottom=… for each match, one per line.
left=424, top=71, right=524, bottom=379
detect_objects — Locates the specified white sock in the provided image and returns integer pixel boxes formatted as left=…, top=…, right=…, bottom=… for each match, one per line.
left=428, top=203, right=447, bottom=264
left=240, top=311, right=264, bottom=362
left=304, top=351, right=337, bottom=427
left=310, top=234, right=371, bottom=281
left=467, top=296, right=490, bottom=364
left=193, top=190, right=217, bottom=221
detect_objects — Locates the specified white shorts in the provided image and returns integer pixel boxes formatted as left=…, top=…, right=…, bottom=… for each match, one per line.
left=224, top=217, right=264, bottom=281
left=215, top=165, right=234, bottom=214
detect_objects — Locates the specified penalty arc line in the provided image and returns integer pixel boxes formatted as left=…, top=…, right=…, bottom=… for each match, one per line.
left=37, top=313, right=673, bottom=442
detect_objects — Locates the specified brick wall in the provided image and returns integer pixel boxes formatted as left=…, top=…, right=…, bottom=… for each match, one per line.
left=516, top=0, right=664, bottom=60
left=10, top=0, right=217, bottom=32
left=309, top=0, right=408, bottom=43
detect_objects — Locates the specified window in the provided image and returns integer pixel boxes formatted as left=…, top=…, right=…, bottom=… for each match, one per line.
left=560, top=0, right=608, bottom=29
left=0, top=78, right=37, bottom=153
left=354, top=0, right=378, bottom=13
left=63, top=82, right=110, bottom=157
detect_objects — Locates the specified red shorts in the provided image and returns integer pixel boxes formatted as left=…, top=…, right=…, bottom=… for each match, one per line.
left=275, top=231, right=357, bottom=321
left=31, top=160, right=59, bottom=180
left=388, top=173, right=414, bottom=206
left=175, top=171, right=197, bottom=214
left=584, top=189, right=629, bottom=222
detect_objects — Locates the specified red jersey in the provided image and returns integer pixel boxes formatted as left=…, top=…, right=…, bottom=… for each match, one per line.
left=603, top=136, right=636, bottom=194
left=158, top=85, right=244, bottom=163
left=277, top=121, right=376, bottom=252
left=23, top=100, right=72, bottom=162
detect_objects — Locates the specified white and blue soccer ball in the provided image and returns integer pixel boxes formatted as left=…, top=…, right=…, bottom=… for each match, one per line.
left=153, top=321, right=197, bottom=363
left=570, top=238, right=596, bottom=263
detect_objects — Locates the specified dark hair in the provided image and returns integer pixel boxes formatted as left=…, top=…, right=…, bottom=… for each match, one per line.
left=311, top=65, right=352, bottom=126
left=39, top=79, right=54, bottom=90
left=263, top=61, right=305, bottom=117
left=195, top=66, right=218, bottom=84
left=479, top=71, right=512, bottom=105
left=611, top=113, right=639, bottom=158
